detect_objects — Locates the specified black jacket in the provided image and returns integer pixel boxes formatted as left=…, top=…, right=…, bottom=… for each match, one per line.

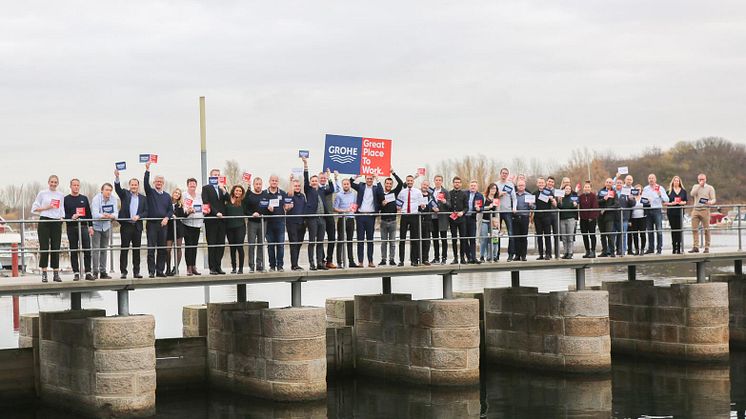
left=115, top=181, right=149, bottom=231
left=201, top=184, right=228, bottom=220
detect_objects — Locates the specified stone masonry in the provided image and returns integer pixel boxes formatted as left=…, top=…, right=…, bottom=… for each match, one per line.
left=39, top=309, right=156, bottom=417
left=710, top=273, right=746, bottom=348
left=483, top=287, right=611, bottom=373
left=325, top=297, right=355, bottom=376
left=207, top=302, right=327, bottom=401
left=355, top=294, right=480, bottom=386
left=603, top=280, right=729, bottom=361
left=182, top=304, right=208, bottom=337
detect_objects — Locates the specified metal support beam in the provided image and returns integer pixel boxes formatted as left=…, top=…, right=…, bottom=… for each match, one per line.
left=575, top=268, right=586, bottom=291
left=291, top=281, right=302, bottom=307
left=696, top=261, right=707, bottom=283
left=511, top=271, right=520, bottom=287
left=236, top=284, right=247, bottom=302
left=627, top=265, right=636, bottom=281
left=117, top=290, right=130, bottom=316
left=442, top=273, right=453, bottom=299
left=382, top=277, right=392, bottom=294
left=71, top=292, right=81, bottom=310
left=736, top=260, right=743, bottom=276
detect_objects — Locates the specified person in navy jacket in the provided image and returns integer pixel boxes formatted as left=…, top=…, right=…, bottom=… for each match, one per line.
left=349, top=173, right=384, bottom=267
left=143, top=162, right=174, bottom=277
left=302, top=157, right=332, bottom=270
left=115, top=168, right=149, bottom=279
left=286, top=177, right=307, bottom=271
left=464, top=180, right=484, bottom=264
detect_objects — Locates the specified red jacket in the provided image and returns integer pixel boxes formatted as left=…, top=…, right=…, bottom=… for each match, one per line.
left=579, top=193, right=600, bottom=220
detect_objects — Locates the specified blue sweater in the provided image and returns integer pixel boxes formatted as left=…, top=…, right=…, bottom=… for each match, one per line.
left=144, top=171, right=174, bottom=219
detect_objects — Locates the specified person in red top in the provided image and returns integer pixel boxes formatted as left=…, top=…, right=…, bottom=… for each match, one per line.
left=578, top=181, right=600, bottom=258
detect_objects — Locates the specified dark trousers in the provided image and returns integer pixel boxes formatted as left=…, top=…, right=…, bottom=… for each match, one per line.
left=120, top=222, right=142, bottom=275
left=287, top=222, right=304, bottom=268
left=420, top=215, right=432, bottom=262
left=465, top=215, right=477, bottom=261
left=449, top=219, right=467, bottom=262
left=336, top=217, right=355, bottom=266
left=513, top=214, right=529, bottom=258
left=431, top=218, right=448, bottom=260
left=580, top=219, right=597, bottom=254
left=669, top=215, right=683, bottom=251
left=356, top=215, right=375, bottom=263
left=266, top=221, right=286, bottom=269
left=146, top=221, right=168, bottom=274
left=599, top=216, right=615, bottom=255
left=38, top=217, right=62, bottom=269
left=226, top=225, right=246, bottom=270
left=499, top=212, right=515, bottom=256
left=183, top=225, right=201, bottom=266
left=630, top=217, right=647, bottom=253
left=399, top=214, right=421, bottom=263
left=305, top=216, right=325, bottom=266
left=204, top=219, right=226, bottom=271
left=67, top=224, right=91, bottom=273
left=535, top=215, right=553, bottom=257
left=324, top=216, right=335, bottom=263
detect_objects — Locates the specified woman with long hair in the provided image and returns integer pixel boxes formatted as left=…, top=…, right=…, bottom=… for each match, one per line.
left=181, top=178, right=204, bottom=276
left=629, top=183, right=647, bottom=255
left=666, top=176, right=688, bottom=254
left=225, top=185, right=247, bottom=274
left=32, top=175, right=66, bottom=282
left=479, top=183, right=499, bottom=262
left=166, top=188, right=185, bottom=276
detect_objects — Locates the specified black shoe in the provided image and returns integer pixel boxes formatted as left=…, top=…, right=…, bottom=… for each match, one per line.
left=217, top=269, right=227, bottom=275
left=317, top=264, right=328, bottom=271
left=431, top=258, right=439, bottom=264
left=644, top=249, right=654, bottom=254
left=249, top=267, right=255, bottom=273
left=451, top=259, right=459, bottom=264
left=134, top=274, right=143, bottom=279
left=656, top=250, right=662, bottom=255
left=473, top=259, right=482, bottom=264
left=156, top=272, right=167, bottom=278
left=599, top=253, right=609, bottom=258
left=423, top=261, right=431, bottom=266
left=537, top=255, right=545, bottom=260
left=412, top=262, right=420, bottom=267
left=238, top=269, right=244, bottom=274
left=73, top=273, right=80, bottom=281
left=507, top=255, right=514, bottom=262
left=277, top=268, right=284, bottom=272
left=210, top=271, right=219, bottom=275
left=582, top=252, right=590, bottom=258
left=397, top=262, right=404, bottom=267
left=349, top=262, right=359, bottom=268
left=41, top=272, right=48, bottom=283
left=389, top=259, right=396, bottom=266
left=521, top=256, right=527, bottom=261
left=100, top=273, right=111, bottom=279
left=545, top=254, right=552, bottom=260
left=309, top=265, right=317, bottom=271
left=441, top=259, right=447, bottom=265
left=149, top=274, right=155, bottom=278
left=120, top=274, right=127, bottom=279
left=609, top=253, right=616, bottom=258
left=53, top=272, right=62, bottom=282
left=292, top=266, right=303, bottom=271
left=85, top=273, right=94, bottom=281
left=379, top=260, right=387, bottom=266
left=269, top=267, right=276, bottom=272
left=230, top=268, right=237, bottom=274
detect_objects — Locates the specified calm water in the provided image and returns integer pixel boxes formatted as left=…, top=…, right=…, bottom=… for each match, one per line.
left=2, top=231, right=744, bottom=417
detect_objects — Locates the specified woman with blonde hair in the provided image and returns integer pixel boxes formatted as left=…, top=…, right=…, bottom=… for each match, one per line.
left=666, top=176, right=688, bottom=254
left=32, top=175, right=66, bottom=282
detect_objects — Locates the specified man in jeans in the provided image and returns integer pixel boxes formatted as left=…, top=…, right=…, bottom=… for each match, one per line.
left=91, top=182, right=118, bottom=279
left=333, top=178, right=358, bottom=268
left=642, top=173, right=670, bottom=254
left=496, top=168, right=518, bottom=261
left=689, top=173, right=716, bottom=253
left=377, top=171, right=403, bottom=266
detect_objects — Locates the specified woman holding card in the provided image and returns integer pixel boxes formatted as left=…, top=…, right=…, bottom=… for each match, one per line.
left=225, top=185, right=247, bottom=274
left=182, top=178, right=204, bottom=276
left=578, top=181, right=599, bottom=258
left=558, top=185, right=579, bottom=259
left=166, top=188, right=186, bottom=276
left=666, top=176, right=688, bottom=254
left=32, top=175, right=66, bottom=282
left=479, top=183, right=499, bottom=262
left=629, top=184, right=647, bottom=255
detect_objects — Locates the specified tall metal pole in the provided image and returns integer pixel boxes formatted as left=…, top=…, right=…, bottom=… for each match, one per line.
left=20, top=184, right=26, bottom=273
left=200, top=96, right=210, bottom=304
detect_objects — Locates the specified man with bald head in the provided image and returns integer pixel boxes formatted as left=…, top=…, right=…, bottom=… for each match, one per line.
left=642, top=173, right=669, bottom=254
left=689, top=173, right=716, bottom=253
left=144, top=161, right=173, bottom=277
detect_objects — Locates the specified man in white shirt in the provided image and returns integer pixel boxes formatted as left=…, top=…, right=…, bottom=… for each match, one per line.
left=642, top=173, right=670, bottom=254
left=350, top=174, right=381, bottom=267
left=397, top=175, right=424, bottom=266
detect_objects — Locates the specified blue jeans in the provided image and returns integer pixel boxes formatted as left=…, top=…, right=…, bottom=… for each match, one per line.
left=265, top=221, right=285, bottom=269
left=499, top=212, right=515, bottom=256
left=646, top=210, right=663, bottom=252
left=479, top=221, right=498, bottom=260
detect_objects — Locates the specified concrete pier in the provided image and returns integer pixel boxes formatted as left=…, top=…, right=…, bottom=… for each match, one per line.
left=603, top=280, right=729, bottom=361
left=207, top=302, right=327, bottom=401
left=354, top=294, right=480, bottom=386
left=710, top=273, right=746, bottom=348
left=483, top=287, right=611, bottom=373
left=325, top=297, right=355, bottom=376
left=182, top=304, right=208, bottom=337
left=39, top=309, right=156, bottom=417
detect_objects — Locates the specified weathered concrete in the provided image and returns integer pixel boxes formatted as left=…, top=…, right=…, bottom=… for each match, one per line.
left=355, top=294, right=480, bottom=386
left=454, top=291, right=485, bottom=355
left=0, top=348, right=36, bottom=402
left=207, top=302, right=327, bottom=401
left=18, top=313, right=40, bottom=395
left=39, top=309, right=156, bottom=417
left=327, top=326, right=354, bottom=377
left=710, top=273, right=746, bottom=348
left=603, top=280, right=729, bottom=362
left=326, top=297, right=355, bottom=327
left=155, top=337, right=207, bottom=389
left=483, top=287, right=611, bottom=373
left=182, top=304, right=208, bottom=337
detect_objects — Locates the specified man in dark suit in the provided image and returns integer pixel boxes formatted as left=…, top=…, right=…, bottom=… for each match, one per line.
left=464, top=180, right=484, bottom=263
left=430, top=175, right=450, bottom=264
left=202, top=168, right=228, bottom=274
left=350, top=173, right=383, bottom=267
left=448, top=176, right=469, bottom=264
left=115, top=169, right=149, bottom=279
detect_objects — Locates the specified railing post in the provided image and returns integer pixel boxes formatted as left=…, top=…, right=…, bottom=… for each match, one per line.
left=382, top=276, right=392, bottom=294
left=237, top=284, right=247, bottom=302
left=575, top=267, right=586, bottom=290
left=735, top=260, right=742, bottom=276
left=511, top=271, right=520, bottom=287
left=696, top=261, right=706, bottom=283
left=418, top=214, right=423, bottom=265
left=109, top=227, right=114, bottom=273
left=291, top=281, right=302, bottom=307
left=117, top=289, right=130, bottom=316
left=172, top=214, right=178, bottom=275
left=738, top=205, right=742, bottom=251
left=77, top=220, right=84, bottom=278
left=442, top=273, right=453, bottom=299
left=628, top=265, right=636, bottom=281
left=71, top=293, right=82, bottom=310
left=555, top=209, right=560, bottom=259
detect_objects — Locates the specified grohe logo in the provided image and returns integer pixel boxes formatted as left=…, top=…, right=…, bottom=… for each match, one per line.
left=327, top=145, right=358, bottom=164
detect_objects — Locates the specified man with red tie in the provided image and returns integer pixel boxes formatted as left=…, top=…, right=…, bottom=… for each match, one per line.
left=397, top=175, right=424, bottom=266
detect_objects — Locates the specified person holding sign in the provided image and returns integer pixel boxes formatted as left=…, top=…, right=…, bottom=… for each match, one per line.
left=376, top=171, right=403, bottom=266
left=642, top=174, right=670, bottom=254
left=286, top=178, right=307, bottom=271
left=397, top=175, right=424, bottom=266
left=165, top=188, right=186, bottom=276
left=533, top=177, right=557, bottom=260
left=223, top=185, right=247, bottom=274
left=181, top=178, right=204, bottom=276
left=333, top=178, right=358, bottom=268
left=265, top=175, right=288, bottom=272
left=496, top=168, right=518, bottom=261
left=143, top=162, right=174, bottom=278
left=479, top=183, right=498, bottom=263
left=557, top=185, right=579, bottom=259
left=317, top=170, right=337, bottom=269
left=419, top=181, right=435, bottom=265
left=243, top=177, right=267, bottom=273
left=448, top=176, right=470, bottom=264
left=614, top=178, right=637, bottom=257
left=513, top=180, right=533, bottom=262
left=597, top=178, right=619, bottom=257
left=463, top=180, right=484, bottom=264
left=302, top=157, right=328, bottom=271
left=578, top=181, right=600, bottom=258
left=64, top=179, right=94, bottom=280
left=629, top=183, right=647, bottom=255
left=666, top=176, right=688, bottom=254
left=350, top=173, right=383, bottom=267
left=31, top=175, right=66, bottom=283
left=115, top=169, right=148, bottom=279
left=689, top=173, right=716, bottom=253
left=91, top=182, right=118, bottom=279
left=429, top=175, right=450, bottom=264
left=202, top=169, right=228, bottom=275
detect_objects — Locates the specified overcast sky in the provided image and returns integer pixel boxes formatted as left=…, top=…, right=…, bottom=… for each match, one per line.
left=2, top=1, right=745, bottom=188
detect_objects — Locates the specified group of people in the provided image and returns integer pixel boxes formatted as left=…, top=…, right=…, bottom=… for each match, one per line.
left=30, top=158, right=718, bottom=282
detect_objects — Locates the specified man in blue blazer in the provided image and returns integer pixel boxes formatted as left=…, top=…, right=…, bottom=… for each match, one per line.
left=349, top=173, right=384, bottom=267
left=114, top=169, right=149, bottom=279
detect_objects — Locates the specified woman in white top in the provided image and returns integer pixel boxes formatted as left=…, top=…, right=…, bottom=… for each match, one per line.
left=628, top=183, right=647, bottom=256
left=181, top=178, right=205, bottom=276
left=31, top=175, right=66, bottom=282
